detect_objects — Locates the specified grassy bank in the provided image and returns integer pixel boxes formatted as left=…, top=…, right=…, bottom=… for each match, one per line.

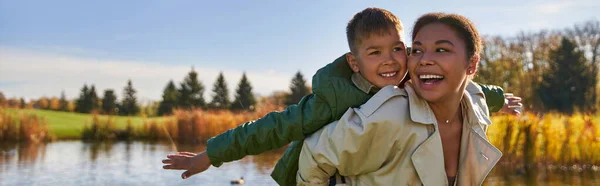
left=4, top=108, right=169, bottom=139
left=5, top=107, right=600, bottom=167
left=1, top=108, right=53, bottom=142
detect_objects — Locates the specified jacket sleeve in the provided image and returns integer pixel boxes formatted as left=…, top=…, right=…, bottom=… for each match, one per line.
left=206, top=93, right=333, bottom=167
left=297, top=106, right=400, bottom=185
left=477, top=83, right=505, bottom=113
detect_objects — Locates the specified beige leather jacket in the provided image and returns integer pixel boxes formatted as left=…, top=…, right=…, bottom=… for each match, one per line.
left=297, top=81, right=502, bottom=186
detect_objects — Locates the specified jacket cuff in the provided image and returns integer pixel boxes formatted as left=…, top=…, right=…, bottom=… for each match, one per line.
left=206, top=137, right=224, bottom=167
left=483, top=85, right=505, bottom=113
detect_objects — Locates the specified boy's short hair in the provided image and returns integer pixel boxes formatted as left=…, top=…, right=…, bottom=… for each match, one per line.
left=346, top=8, right=404, bottom=54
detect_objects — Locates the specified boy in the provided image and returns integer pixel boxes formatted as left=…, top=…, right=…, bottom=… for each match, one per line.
left=162, top=7, right=515, bottom=185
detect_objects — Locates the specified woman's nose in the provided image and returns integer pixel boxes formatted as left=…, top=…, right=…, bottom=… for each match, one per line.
left=419, top=52, right=434, bottom=66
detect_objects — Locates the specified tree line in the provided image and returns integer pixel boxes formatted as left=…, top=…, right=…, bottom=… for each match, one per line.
left=474, top=19, right=599, bottom=114
left=0, top=69, right=311, bottom=116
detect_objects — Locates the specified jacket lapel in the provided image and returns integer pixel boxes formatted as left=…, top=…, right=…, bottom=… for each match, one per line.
left=411, top=128, right=448, bottom=186
left=457, top=93, right=502, bottom=185
left=405, top=83, right=502, bottom=186
left=406, top=84, right=448, bottom=186
left=456, top=124, right=502, bottom=185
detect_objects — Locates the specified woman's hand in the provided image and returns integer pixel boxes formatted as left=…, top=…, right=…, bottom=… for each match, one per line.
left=162, top=151, right=212, bottom=179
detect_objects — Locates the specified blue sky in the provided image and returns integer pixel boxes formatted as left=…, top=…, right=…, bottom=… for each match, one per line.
left=1, top=0, right=598, bottom=102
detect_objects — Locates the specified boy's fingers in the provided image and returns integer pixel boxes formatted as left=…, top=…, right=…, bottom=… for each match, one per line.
left=513, top=109, right=522, bottom=116
left=508, top=98, right=522, bottom=102
left=162, top=159, right=173, bottom=164
left=508, top=100, right=522, bottom=106
left=178, top=152, right=196, bottom=156
left=182, top=171, right=190, bottom=179
left=508, top=97, right=522, bottom=102
left=163, top=164, right=176, bottom=169
left=508, top=104, right=523, bottom=109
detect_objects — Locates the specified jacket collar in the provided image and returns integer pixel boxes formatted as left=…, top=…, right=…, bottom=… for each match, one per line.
left=351, top=72, right=379, bottom=94
left=404, top=81, right=491, bottom=126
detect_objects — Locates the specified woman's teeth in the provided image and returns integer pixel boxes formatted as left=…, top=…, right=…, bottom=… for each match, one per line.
left=419, top=74, right=444, bottom=80
left=419, top=74, right=444, bottom=85
left=380, top=72, right=397, bottom=77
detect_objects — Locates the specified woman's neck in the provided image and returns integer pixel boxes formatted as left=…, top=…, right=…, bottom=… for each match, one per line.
left=428, top=81, right=468, bottom=124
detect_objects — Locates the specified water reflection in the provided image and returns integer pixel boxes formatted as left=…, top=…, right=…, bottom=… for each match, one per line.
left=484, top=163, right=600, bottom=186
left=0, top=141, right=598, bottom=186
left=0, top=141, right=284, bottom=186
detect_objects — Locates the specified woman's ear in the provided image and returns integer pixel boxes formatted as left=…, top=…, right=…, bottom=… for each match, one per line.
left=467, top=54, right=479, bottom=75
left=346, top=52, right=360, bottom=73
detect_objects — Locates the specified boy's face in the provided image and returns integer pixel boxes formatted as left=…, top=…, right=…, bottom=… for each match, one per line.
left=347, top=29, right=407, bottom=88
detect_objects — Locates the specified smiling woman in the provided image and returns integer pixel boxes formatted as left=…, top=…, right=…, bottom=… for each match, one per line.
left=296, top=13, right=501, bottom=186
left=408, top=12, right=485, bottom=185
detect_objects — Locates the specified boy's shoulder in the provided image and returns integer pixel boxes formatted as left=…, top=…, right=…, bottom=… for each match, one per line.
left=311, top=54, right=355, bottom=93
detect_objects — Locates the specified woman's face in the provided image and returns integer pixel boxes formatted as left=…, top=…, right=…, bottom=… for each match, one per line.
left=408, top=22, right=476, bottom=103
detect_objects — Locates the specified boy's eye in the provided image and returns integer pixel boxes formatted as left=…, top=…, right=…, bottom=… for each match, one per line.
left=393, top=47, right=404, bottom=52
left=436, top=48, right=448, bottom=52
left=369, top=51, right=381, bottom=55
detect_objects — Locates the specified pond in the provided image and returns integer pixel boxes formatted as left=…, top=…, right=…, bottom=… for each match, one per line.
left=0, top=141, right=598, bottom=185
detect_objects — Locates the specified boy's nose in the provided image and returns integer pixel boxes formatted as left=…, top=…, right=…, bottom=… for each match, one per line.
left=382, top=52, right=396, bottom=65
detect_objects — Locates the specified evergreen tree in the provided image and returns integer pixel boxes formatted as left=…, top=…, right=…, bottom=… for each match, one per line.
left=120, top=80, right=140, bottom=116
left=102, top=89, right=118, bottom=115
left=209, top=72, right=231, bottom=110
left=75, top=84, right=90, bottom=113
left=89, top=85, right=100, bottom=112
left=59, top=91, right=69, bottom=111
left=285, top=71, right=310, bottom=106
left=178, top=68, right=206, bottom=109
left=158, top=80, right=179, bottom=115
left=537, top=38, right=595, bottom=114
left=231, top=73, right=256, bottom=111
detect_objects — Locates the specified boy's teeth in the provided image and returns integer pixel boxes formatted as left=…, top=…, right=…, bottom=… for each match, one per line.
left=380, top=72, right=397, bottom=77
left=419, top=74, right=444, bottom=79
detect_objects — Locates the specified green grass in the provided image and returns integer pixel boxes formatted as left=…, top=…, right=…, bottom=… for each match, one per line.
left=4, top=108, right=171, bottom=139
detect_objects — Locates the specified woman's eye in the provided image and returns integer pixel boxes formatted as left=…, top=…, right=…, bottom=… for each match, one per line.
left=411, top=49, right=422, bottom=55
left=369, top=51, right=381, bottom=55
left=436, top=48, right=448, bottom=52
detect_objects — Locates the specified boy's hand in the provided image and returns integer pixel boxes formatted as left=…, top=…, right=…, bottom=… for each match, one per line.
left=500, top=93, right=523, bottom=115
left=162, top=151, right=212, bottom=179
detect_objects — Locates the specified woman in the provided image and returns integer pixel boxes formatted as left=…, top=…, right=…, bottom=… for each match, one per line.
left=296, top=13, right=501, bottom=186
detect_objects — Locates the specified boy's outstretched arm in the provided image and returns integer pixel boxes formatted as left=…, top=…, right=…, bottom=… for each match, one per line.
left=477, top=83, right=505, bottom=113
left=477, top=83, right=523, bottom=115
left=206, top=93, right=332, bottom=167
left=162, top=93, right=334, bottom=179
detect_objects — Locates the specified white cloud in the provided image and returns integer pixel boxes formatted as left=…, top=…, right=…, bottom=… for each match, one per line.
left=0, top=47, right=292, bottom=103
left=534, top=0, right=598, bottom=14
left=535, top=1, right=575, bottom=14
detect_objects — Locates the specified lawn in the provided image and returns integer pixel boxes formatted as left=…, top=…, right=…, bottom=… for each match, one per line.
left=4, top=108, right=170, bottom=139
